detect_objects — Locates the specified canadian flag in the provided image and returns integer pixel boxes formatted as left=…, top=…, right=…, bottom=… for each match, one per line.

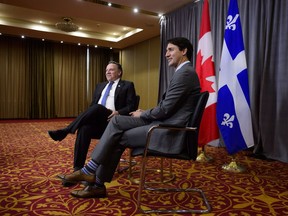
left=196, top=0, right=219, bottom=146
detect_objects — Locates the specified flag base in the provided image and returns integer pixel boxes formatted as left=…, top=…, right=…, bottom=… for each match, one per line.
left=196, top=149, right=213, bottom=162
left=222, top=158, right=246, bottom=173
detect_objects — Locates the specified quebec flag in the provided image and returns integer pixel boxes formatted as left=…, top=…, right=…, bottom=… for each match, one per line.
left=217, top=0, right=254, bottom=155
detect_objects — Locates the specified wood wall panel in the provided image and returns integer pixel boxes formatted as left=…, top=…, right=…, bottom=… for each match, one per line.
left=120, top=36, right=160, bottom=110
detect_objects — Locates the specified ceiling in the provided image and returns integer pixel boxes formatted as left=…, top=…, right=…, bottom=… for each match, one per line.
left=0, top=0, right=193, bottom=49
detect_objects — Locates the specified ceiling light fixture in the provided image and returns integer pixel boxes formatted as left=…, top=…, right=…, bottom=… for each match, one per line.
left=55, top=17, right=79, bottom=32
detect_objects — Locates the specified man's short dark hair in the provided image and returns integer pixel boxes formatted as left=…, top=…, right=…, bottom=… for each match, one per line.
left=167, top=37, right=193, bottom=61
left=109, top=61, right=123, bottom=72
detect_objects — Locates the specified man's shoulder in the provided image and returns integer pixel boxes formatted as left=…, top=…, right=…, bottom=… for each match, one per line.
left=177, top=62, right=196, bottom=74
left=119, top=80, right=134, bottom=85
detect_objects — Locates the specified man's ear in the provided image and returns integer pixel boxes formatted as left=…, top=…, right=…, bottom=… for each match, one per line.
left=182, top=48, right=188, bottom=56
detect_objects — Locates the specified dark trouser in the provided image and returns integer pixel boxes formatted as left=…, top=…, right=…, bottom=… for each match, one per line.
left=68, top=104, right=112, bottom=170
left=67, top=104, right=111, bottom=134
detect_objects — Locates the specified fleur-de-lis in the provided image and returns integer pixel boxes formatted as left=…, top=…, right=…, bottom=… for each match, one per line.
left=221, top=113, right=235, bottom=128
left=225, top=14, right=239, bottom=30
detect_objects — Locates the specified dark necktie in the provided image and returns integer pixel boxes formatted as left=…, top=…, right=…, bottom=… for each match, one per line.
left=101, top=81, right=114, bottom=106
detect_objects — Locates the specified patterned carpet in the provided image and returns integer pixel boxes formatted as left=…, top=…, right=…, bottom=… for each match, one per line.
left=0, top=120, right=288, bottom=216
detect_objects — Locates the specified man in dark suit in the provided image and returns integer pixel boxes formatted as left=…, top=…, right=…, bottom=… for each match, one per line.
left=57, top=37, right=201, bottom=198
left=48, top=61, right=137, bottom=174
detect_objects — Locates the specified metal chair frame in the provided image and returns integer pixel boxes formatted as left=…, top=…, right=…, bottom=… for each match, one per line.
left=137, top=125, right=211, bottom=214
left=135, top=91, right=212, bottom=214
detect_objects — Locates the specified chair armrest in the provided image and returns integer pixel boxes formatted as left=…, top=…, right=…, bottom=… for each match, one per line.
left=158, top=123, right=185, bottom=128
left=148, top=124, right=197, bottom=133
left=143, top=124, right=198, bottom=160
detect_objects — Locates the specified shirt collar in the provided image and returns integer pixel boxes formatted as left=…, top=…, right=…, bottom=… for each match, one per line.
left=111, top=78, right=120, bottom=86
left=175, top=61, right=190, bottom=72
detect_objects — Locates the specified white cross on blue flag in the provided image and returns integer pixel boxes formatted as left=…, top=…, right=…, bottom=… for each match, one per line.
left=217, top=0, right=254, bottom=155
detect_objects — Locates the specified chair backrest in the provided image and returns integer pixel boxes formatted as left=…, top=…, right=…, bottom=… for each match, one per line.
left=184, top=91, right=209, bottom=160
left=189, top=91, right=209, bottom=128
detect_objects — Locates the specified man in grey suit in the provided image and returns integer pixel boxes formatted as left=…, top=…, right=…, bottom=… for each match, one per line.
left=48, top=61, right=137, bottom=176
left=57, top=37, right=201, bottom=198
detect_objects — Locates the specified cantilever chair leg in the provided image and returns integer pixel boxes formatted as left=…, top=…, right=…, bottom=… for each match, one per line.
left=136, top=92, right=211, bottom=214
left=137, top=157, right=211, bottom=214
left=128, top=154, right=174, bottom=184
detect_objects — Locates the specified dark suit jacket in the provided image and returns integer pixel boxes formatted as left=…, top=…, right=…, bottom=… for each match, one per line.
left=90, top=79, right=137, bottom=115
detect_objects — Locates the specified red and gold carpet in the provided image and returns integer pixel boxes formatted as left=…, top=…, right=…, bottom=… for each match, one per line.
left=0, top=120, right=287, bottom=215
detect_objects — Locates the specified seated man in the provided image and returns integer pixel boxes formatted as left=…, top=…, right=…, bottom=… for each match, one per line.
left=57, top=37, right=201, bottom=198
left=48, top=61, right=137, bottom=176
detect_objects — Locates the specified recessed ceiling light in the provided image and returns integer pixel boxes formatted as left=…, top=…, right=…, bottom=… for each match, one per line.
left=61, top=41, right=63, bottom=43
left=21, top=35, right=25, bottom=38
left=78, top=43, right=81, bottom=46
left=94, top=45, right=98, bottom=48
left=42, top=39, right=45, bottom=41
left=82, top=0, right=159, bottom=17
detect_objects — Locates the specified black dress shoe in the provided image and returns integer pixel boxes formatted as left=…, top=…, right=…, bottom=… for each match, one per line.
left=62, top=181, right=77, bottom=187
left=71, top=185, right=107, bottom=198
left=48, top=129, right=69, bottom=141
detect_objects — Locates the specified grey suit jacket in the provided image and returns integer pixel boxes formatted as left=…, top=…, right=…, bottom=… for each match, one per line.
left=140, top=62, right=200, bottom=154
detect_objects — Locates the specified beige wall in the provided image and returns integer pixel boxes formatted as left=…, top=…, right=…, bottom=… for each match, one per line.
left=119, top=36, right=160, bottom=110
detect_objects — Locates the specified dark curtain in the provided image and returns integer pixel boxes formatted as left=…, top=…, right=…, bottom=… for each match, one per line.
left=0, top=35, right=114, bottom=119
left=27, top=40, right=55, bottom=118
left=159, top=0, right=288, bottom=163
left=87, top=48, right=113, bottom=105
left=0, top=36, right=32, bottom=118
left=53, top=43, right=87, bottom=117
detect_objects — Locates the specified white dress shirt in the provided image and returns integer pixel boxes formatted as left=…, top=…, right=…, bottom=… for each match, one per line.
left=98, top=78, right=120, bottom=111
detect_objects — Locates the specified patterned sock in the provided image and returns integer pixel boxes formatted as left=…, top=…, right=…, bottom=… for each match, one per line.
left=81, top=159, right=99, bottom=175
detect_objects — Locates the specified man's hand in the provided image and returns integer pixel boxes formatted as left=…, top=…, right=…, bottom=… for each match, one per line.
left=107, top=111, right=119, bottom=121
left=130, top=109, right=144, bottom=118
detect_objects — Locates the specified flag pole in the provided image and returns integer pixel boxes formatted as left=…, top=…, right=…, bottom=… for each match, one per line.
left=222, top=155, right=246, bottom=173
left=196, top=146, right=213, bottom=162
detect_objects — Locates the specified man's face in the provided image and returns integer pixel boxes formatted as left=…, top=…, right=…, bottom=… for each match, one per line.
left=105, top=63, right=122, bottom=81
left=165, top=43, right=186, bottom=68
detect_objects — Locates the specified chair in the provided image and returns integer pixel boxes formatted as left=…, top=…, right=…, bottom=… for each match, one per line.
left=134, top=91, right=211, bottom=214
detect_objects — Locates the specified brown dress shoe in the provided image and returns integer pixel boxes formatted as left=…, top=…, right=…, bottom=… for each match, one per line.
left=57, top=170, right=96, bottom=185
left=71, top=185, right=107, bottom=198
